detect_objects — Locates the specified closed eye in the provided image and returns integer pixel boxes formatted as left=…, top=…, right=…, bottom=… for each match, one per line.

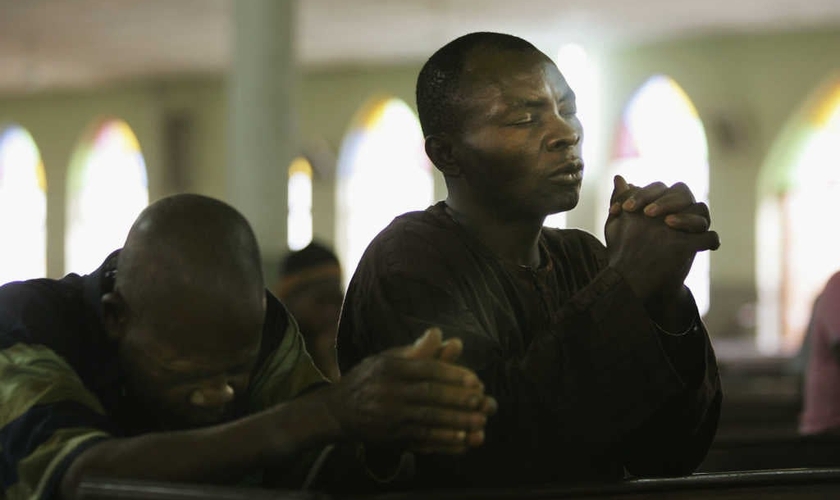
left=508, top=114, right=536, bottom=126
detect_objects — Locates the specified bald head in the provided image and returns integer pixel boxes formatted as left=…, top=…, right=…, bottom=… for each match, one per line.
left=116, top=194, right=264, bottom=333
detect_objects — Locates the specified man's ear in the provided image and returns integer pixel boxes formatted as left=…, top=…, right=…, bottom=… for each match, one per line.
left=425, top=134, right=461, bottom=177
left=101, top=291, right=129, bottom=342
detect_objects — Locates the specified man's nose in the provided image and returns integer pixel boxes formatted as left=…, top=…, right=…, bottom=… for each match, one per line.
left=546, top=115, right=581, bottom=150
left=189, top=380, right=235, bottom=408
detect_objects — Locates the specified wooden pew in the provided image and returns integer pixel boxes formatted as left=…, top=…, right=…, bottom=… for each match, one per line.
left=77, top=468, right=840, bottom=500
left=699, top=435, right=840, bottom=472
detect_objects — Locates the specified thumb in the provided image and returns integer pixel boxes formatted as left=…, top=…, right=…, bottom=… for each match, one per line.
left=437, top=337, right=464, bottom=363
left=402, top=327, right=443, bottom=359
left=686, top=230, right=721, bottom=252
left=610, top=175, right=631, bottom=205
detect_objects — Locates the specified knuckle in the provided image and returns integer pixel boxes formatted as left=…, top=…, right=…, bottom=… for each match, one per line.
left=377, top=355, right=396, bottom=374
left=423, top=380, right=438, bottom=399
left=418, top=406, right=436, bottom=424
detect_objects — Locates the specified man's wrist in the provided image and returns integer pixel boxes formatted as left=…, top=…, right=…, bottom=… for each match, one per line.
left=647, top=285, right=696, bottom=332
left=357, top=443, right=414, bottom=484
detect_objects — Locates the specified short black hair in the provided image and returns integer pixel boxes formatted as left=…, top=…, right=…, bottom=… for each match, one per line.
left=279, top=241, right=340, bottom=279
left=416, top=32, right=540, bottom=137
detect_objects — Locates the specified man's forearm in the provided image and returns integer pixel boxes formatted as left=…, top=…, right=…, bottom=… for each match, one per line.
left=60, top=387, right=341, bottom=499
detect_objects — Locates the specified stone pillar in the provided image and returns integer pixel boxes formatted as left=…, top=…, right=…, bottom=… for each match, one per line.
left=229, top=0, right=297, bottom=280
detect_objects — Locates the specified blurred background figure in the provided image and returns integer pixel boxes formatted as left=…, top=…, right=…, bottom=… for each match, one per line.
left=800, top=272, right=840, bottom=436
left=275, top=241, right=343, bottom=381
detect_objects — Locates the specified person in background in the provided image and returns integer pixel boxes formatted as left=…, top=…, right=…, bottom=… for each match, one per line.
left=275, top=242, right=343, bottom=381
left=801, top=272, right=840, bottom=435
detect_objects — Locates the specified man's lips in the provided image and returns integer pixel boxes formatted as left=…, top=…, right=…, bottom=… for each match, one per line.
left=549, top=158, right=584, bottom=183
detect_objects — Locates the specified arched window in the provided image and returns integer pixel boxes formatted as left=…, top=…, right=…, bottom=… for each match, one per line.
left=757, top=79, right=840, bottom=354
left=605, top=75, right=711, bottom=316
left=287, top=156, right=313, bottom=251
left=0, top=125, right=47, bottom=284
left=66, top=119, right=148, bottom=274
left=336, top=97, right=434, bottom=285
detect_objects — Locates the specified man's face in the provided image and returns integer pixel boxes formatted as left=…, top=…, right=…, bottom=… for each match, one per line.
left=284, top=276, right=343, bottom=379
left=285, top=277, right=343, bottom=340
left=450, top=48, right=584, bottom=220
left=116, top=292, right=264, bottom=430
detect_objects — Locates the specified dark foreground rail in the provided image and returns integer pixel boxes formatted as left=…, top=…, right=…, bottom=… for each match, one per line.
left=78, top=468, right=840, bottom=500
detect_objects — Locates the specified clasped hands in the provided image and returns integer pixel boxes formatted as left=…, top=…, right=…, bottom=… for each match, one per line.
left=605, top=175, right=720, bottom=303
left=327, top=328, right=496, bottom=456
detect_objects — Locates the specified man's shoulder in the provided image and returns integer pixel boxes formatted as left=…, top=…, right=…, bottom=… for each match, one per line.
left=363, top=204, right=467, bottom=271
left=255, top=291, right=292, bottom=362
left=374, top=204, right=453, bottom=244
left=0, top=275, right=87, bottom=345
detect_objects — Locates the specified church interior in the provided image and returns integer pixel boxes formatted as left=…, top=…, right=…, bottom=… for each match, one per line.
left=3, top=0, right=840, bottom=497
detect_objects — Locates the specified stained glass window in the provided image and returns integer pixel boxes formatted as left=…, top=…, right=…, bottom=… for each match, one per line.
left=607, top=75, right=711, bottom=316
left=0, top=125, right=47, bottom=284
left=758, top=82, right=840, bottom=353
left=336, top=97, right=433, bottom=285
left=65, top=119, right=148, bottom=274
left=287, top=156, right=313, bottom=251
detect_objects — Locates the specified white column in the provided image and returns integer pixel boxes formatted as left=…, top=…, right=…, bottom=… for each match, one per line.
left=229, top=0, right=297, bottom=278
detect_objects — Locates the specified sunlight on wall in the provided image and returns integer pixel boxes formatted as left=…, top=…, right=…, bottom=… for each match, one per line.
left=606, top=75, right=711, bottom=317
left=0, top=125, right=47, bottom=284
left=65, top=119, right=148, bottom=274
left=287, top=156, right=313, bottom=251
left=336, top=97, right=433, bottom=285
left=758, top=82, right=840, bottom=354
left=545, top=44, right=598, bottom=230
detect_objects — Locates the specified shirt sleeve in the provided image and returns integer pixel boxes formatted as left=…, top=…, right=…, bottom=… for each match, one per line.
left=0, top=343, right=115, bottom=500
left=247, top=305, right=329, bottom=413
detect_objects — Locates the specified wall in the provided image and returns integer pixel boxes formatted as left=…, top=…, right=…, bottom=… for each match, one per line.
left=597, top=28, right=840, bottom=342
left=2, top=27, right=839, bottom=349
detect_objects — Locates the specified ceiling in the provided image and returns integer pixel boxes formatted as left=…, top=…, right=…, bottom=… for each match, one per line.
left=1, top=0, right=840, bottom=93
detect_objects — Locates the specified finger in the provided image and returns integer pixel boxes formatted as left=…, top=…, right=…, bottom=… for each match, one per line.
left=622, top=182, right=668, bottom=212
left=407, top=406, right=487, bottom=431
left=642, top=183, right=697, bottom=217
left=436, top=337, right=463, bottom=363
left=386, top=357, right=482, bottom=388
left=408, top=428, right=487, bottom=453
left=480, top=396, right=498, bottom=416
left=610, top=175, right=632, bottom=205
left=400, top=327, right=443, bottom=360
left=664, top=213, right=710, bottom=233
left=465, top=429, right=486, bottom=448
left=400, top=426, right=470, bottom=454
left=676, top=201, right=711, bottom=222
left=400, top=381, right=485, bottom=409
left=610, top=179, right=640, bottom=216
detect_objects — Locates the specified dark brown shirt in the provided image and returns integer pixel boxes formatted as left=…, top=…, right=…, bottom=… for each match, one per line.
left=338, top=201, right=721, bottom=487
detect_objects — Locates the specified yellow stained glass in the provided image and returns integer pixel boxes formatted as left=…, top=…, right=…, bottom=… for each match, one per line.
left=65, top=118, right=149, bottom=274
